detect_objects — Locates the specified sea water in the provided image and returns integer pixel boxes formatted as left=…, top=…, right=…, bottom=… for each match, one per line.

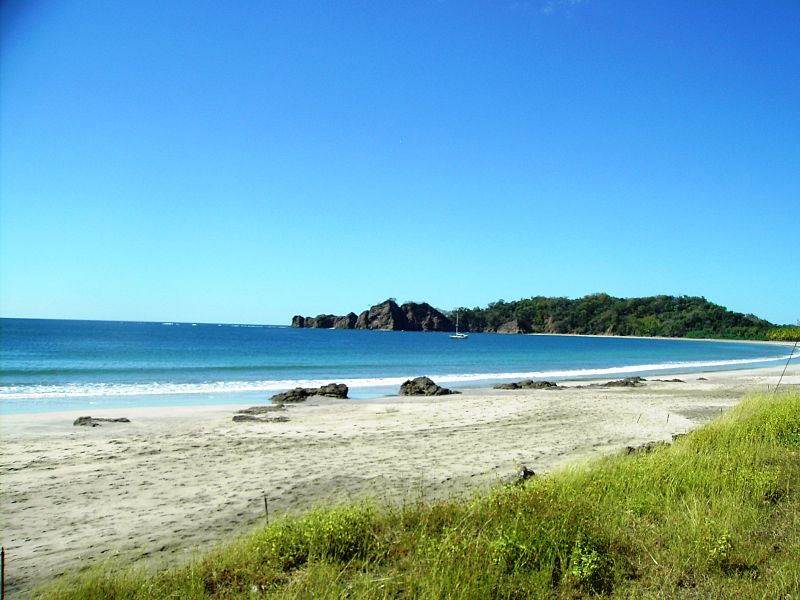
left=0, top=318, right=796, bottom=414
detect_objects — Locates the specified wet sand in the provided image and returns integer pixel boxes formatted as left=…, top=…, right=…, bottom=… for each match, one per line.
left=1, top=363, right=798, bottom=595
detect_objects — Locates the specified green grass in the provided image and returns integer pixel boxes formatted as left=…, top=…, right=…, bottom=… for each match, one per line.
left=34, top=390, right=800, bottom=599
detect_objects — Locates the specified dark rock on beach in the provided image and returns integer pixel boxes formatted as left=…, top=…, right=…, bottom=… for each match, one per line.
left=269, top=383, right=349, bottom=404
left=317, top=383, right=349, bottom=398
left=516, top=465, right=536, bottom=481
left=233, top=414, right=290, bottom=423
left=503, top=464, right=537, bottom=485
left=578, top=376, right=647, bottom=389
left=73, top=416, right=131, bottom=427
left=494, top=380, right=561, bottom=390
left=237, top=405, right=285, bottom=415
left=625, top=440, right=669, bottom=455
left=603, top=376, right=647, bottom=387
left=399, top=376, right=460, bottom=396
left=270, top=388, right=313, bottom=403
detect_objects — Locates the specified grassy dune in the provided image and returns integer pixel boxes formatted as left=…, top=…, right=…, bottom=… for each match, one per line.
left=35, top=390, right=800, bottom=599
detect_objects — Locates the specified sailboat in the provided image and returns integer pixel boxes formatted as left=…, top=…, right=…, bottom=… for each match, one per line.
left=449, top=310, right=469, bottom=339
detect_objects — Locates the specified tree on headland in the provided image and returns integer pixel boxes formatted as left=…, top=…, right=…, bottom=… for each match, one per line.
left=447, top=295, right=774, bottom=340
left=768, top=325, right=800, bottom=342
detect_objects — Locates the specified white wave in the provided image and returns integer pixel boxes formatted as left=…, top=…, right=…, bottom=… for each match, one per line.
left=1, top=352, right=796, bottom=400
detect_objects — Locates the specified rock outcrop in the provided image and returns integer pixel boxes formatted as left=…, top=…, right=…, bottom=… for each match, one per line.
left=402, top=302, right=454, bottom=331
left=578, top=376, right=647, bottom=389
left=355, top=300, right=408, bottom=330
left=233, top=414, right=290, bottom=423
left=269, top=383, right=349, bottom=403
left=73, top=416, right=131, bottom=427
left=292, top=300, right=454, bottom=332
left=237, top=405, right=285, bottom=415
left=333, top=313, right=358, bottom=329
left=492, top=319, right=527, bottom=334
left=398, top=376, right=460, bottom=396
left=502, top=464, right=537, bottom=485
left=493, top=380, right=561, bottom=390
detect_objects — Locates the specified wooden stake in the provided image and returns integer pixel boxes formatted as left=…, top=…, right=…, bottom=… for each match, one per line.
left=264, top=494, right=269, bottom=525
left=2, top=546, right=5, bottom=600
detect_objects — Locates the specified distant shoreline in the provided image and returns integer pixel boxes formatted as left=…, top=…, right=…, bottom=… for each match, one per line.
left=525, top=331, right=797, bottom=347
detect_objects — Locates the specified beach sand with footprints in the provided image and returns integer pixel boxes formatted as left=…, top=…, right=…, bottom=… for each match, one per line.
left=1, top=363, right=798, bottom=596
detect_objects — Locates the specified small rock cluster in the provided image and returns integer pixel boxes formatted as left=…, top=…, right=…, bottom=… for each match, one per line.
left=493, top=380, right=560, bottom=390
left=73, top=416, right=130, bottom=427
left=233, top=383, right=349, bottom=423
left=232, top=414, right=290, bottom=423
left=576, top=376, right=647, bottom=389
left=398, top=376, right=460, bottom=396
left=270, top=383, right=349, bottom=404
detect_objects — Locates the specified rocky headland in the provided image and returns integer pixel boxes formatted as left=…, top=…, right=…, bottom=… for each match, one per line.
left=292, top=299, right=454, bottom=332
left=290, top=294, right=778, bottom=338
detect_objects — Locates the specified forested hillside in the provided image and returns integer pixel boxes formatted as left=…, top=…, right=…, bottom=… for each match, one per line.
left=454, top=294, right=773, bottom=339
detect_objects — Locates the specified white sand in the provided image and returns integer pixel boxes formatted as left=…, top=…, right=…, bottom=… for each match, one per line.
left=1, top=364, right=798, bottom=595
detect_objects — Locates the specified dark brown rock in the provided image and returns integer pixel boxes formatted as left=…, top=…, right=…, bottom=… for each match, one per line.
left=493, top=380, right=561, bottom=390
left=355, top=300, right=408, bottom=330
left=73, top=416, right=131, bottom=427
left=269, top=383, right=349, bottom=403
left=293, top=301, right=454, bottom=332
left=493, top=319, right=526, bottom=334
left=317, top=383, right=349, bottom=398
left=517, top=465, right=536, bottom=481
left=313, top=314, right=337, bottom=328
left=402, top=302, right=454, bottom=331
left=270, top=387, right=313, bottom=403
left=625, top=440, right=668, bottom=455
left=399, top=376, right=460, bottom=396
left=579, top=376, right=647, bottom=389
left=333, top=313, right=358, bottom=329
left=233, top=414, right=290, bottom=423
left=603, top=376, right=647, bottom=387
left=237, top=405, right=285, bottom=415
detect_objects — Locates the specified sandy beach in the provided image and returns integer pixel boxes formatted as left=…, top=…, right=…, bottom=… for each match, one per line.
left=2, top=363, right=798, bottom=596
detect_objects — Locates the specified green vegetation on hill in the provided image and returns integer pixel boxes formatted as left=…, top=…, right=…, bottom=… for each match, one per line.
left=455, top=294, right=774, bottom=339
left=768, top=326, right=800, bottom=342
left=36, top=389, right=800, bottom=599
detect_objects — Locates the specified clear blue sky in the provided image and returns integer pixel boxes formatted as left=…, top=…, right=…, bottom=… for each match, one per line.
left=2, top=1, right=798, bottom=325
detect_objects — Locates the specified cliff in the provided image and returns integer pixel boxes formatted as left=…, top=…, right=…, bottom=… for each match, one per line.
left=292, top=300, right=454, bottom=332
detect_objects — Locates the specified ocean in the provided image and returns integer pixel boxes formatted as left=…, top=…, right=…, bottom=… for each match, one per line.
left=0, top=318, right=796, bottom=415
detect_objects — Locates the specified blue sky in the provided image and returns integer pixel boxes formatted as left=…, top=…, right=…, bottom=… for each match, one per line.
left=2, top=0, right=798, bottom=325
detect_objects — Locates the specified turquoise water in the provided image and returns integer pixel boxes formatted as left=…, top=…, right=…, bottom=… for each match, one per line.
left=0, top=318, right=796, bottom=414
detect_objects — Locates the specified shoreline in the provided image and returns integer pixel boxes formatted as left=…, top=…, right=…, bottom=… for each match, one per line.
left=525, top=331, right=796, bottom=347
left=2, top=339, right=797, bottom=416
left=1, top=364, right=798, bottom=596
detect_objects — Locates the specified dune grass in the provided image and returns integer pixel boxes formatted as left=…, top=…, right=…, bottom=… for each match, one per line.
left=34, top=389, right=800, bottom=599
